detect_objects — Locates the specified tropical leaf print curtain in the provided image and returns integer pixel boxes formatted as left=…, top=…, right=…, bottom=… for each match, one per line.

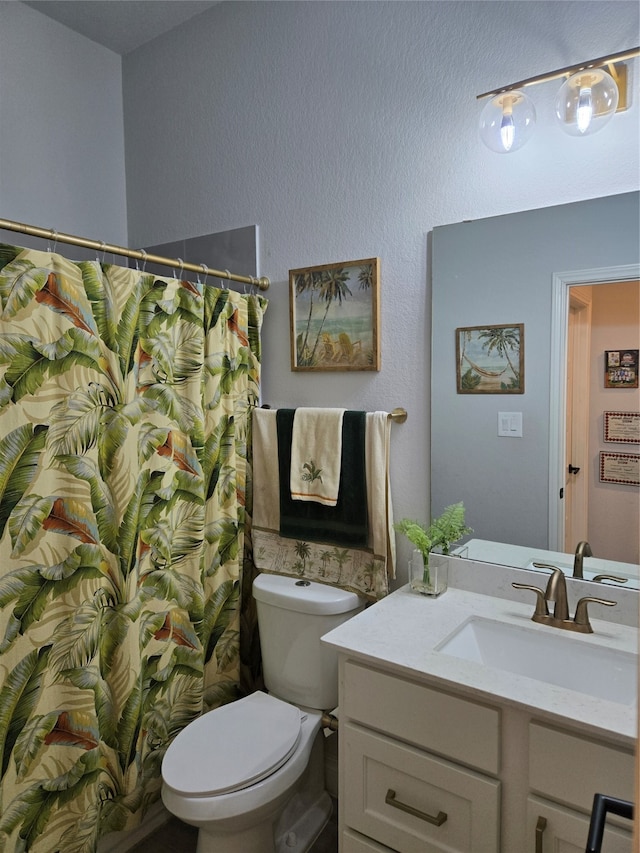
left=0, top=244, right=266, bottom=852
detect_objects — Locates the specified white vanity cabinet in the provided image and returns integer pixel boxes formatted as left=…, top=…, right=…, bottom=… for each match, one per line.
left=524, top=723, right=634, bottom=852
left=322, top=583, right=638, bottom=853
left=337, top=661, right=635, bottom=853
left=526, top=800, right=632, bottom=853
left=339, top=661, right=501, bottom=852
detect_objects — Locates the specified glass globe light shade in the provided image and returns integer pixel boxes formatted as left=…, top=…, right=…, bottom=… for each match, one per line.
left=555, top=68, right=619, bottom=136
left=479, top=90, right=536, bottom=153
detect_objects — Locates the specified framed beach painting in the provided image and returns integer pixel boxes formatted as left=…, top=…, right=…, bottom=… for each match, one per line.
left=456, top=323, right=524, bottom=394
left=289, top=257, right=380, bottom=371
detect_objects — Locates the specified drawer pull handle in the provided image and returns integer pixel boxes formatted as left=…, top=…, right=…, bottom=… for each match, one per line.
left=385, top=789, right=447, bottom=827
left=535, top=815, right=547, bottom=853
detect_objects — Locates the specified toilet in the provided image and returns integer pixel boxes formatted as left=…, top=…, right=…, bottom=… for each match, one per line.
left=161, top=573, right=365, bottom=853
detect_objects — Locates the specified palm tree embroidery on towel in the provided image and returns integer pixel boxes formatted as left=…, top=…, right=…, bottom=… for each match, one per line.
left=301, top=460, right=323, bottom=483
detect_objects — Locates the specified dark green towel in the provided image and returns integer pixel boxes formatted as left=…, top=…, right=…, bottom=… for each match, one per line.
left=276, top=409, right=368, bottom=547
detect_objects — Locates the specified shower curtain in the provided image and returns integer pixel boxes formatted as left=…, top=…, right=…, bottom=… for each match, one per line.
left=0, top=244, right=266, bottom=852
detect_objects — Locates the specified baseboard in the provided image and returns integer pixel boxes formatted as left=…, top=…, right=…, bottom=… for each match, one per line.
left=324, top=733, right=339, bottom=800
left=97, top=800, right=171, bottom=853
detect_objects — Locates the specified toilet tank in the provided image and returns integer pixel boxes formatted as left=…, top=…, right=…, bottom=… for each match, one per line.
left=253, top=573, right=366, bottom=710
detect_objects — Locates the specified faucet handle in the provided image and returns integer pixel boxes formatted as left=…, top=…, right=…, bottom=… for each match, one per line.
left=512, top=583, right=549, bottom=619
left=532, top=562, right=564, bottom=580
left=592, top=574, right=628, bottom=585
left=573, top=596, right=617, bottom=633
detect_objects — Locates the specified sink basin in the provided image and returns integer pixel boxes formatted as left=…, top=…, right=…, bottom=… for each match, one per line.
left=436, top=617, right=637, bottom=706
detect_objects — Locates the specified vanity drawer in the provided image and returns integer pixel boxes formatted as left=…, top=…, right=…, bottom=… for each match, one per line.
left=343, top=828, right=397, bottom=852
left=344, top=722, right=500, bottom=853
left=342, top=661, right=500, bottom=774
left=529, top=722, right=635, bottom=813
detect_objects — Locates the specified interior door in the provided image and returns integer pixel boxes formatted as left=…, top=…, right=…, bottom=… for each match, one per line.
left=564, top=288, right=591, bottom=550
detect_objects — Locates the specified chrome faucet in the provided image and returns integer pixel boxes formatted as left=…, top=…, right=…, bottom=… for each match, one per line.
left=512, top=564, right=616, bottom=633
left=573, top=540, right=593, bottom=579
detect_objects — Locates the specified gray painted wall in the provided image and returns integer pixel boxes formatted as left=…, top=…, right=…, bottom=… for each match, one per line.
left=120, top=1, right=640, bottom=584
left=2, top=1, right=639, bottom=585
left=0, top=2, right=127, bottom=243
left=431, top=193, right=640, bottom=552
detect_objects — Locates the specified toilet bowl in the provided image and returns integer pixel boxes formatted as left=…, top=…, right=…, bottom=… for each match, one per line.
left=161, top=574, right=365, bottom=853
left=162, top=692, right=330, bottom=853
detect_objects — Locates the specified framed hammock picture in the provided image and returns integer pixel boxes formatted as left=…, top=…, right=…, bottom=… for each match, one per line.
left=456, top=323, right=525, bottom=394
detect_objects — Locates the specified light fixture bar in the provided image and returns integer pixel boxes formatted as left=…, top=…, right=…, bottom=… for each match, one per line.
left=477, top=46, right=640, bottom=100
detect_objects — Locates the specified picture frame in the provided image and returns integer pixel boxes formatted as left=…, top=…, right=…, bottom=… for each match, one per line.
left=599, top=451, right=640, bottom=486
left=604, top=411, right=640, bottom=444
left=289, top=258, right=380, bottom=371
left=604, top=349, right=638, bottom=388
left=455, top=323, right=524, bottom=394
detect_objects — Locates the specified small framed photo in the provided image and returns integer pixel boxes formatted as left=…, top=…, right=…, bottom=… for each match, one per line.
left=605, top=350, right=638, bottom=388
left=289, top=258, right=380, bottom=371
left=455, top=323, right=524, bottom=394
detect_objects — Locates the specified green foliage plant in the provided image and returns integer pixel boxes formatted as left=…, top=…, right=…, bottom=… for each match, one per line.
left=394, top=502, right=472, bottom=585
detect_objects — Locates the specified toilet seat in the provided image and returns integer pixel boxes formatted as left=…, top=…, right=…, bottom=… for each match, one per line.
left=162, top=691, right=303, bottom=797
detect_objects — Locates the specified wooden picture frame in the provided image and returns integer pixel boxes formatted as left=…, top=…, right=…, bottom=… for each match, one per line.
left=604, top=349, right=638, bottom=388
left=456, top=323, right=524, bottom=394
left=289, top=257, right=380, bottom=371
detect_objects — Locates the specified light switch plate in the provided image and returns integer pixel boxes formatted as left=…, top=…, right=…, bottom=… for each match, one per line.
left=498, top=412, right=523, bottom=437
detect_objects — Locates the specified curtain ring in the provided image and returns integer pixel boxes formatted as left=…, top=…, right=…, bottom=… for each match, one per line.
left=176, top=258, right=184, bottom=279
left=199, top=263, right=209, bottom=286
left=48, top=228, right=58, bottom=253
left=138, top=249, right=148, bottom=272
left=97, top=240, right=106, bottom=264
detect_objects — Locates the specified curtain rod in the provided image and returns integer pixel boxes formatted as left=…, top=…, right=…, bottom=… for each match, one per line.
left=0, top=217, right=270, bottom=291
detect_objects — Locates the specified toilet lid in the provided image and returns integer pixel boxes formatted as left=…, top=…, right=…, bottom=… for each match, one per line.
left=162, top=691, right=303, bottom=796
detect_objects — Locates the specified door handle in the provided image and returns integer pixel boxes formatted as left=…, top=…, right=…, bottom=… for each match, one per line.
left=568, top=464, right=580, bottom=474
left=535, top=815, right=547, bottom=853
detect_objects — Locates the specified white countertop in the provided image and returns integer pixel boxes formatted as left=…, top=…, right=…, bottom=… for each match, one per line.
left=322, top=584, right=638, bottom=746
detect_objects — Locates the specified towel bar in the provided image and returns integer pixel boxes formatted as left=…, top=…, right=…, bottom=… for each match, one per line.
left=260, top=405, right=407, bottom=423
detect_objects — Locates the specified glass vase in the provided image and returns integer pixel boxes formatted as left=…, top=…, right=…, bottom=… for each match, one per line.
left=409, top=549, right=448, bottom=597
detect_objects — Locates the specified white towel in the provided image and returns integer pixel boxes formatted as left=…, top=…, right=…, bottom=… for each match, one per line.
left=252, top=408, right=395, bottom=600
left=366, top=411, right=396, bottom=580
left=290, top=408, right=345, bottom=506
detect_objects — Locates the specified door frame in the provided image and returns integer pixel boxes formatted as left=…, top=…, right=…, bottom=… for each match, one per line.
left=564, top=287, right=592, bottom=549
left=548, top=263, right=640, bottom=552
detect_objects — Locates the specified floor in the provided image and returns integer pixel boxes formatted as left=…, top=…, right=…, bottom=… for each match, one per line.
left=130, top=800, right=338, bottom=853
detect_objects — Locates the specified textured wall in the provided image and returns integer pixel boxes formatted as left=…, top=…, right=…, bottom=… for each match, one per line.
left=0, top=2, right=127, bottom=243
left=3, top=1, right=638, bottom=586
left=122, top=1, right=639, bottom=584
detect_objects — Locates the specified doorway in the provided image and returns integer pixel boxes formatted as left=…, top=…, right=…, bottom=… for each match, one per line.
left=549, top=265, right=640, bottom=561
left=564, top=287, right=592, bottom=550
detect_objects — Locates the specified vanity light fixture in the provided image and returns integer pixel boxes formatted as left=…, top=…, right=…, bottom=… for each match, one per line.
left=478, top=90, right=536, bottom=153
left=555, top=68, right=619, bottom=136
left=477, top=46, right=639, bottom=153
